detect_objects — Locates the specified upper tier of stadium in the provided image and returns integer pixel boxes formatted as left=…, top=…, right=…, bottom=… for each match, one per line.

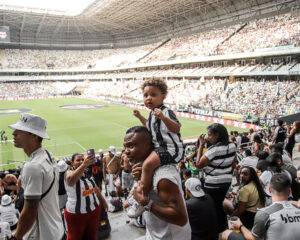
left=0, top=12, right=299, bottom=70
left=0, top=0, right=298, bottom=49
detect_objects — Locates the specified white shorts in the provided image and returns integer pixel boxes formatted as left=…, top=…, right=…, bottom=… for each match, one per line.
left=107, top=173, right=120, bottom=193
left=122, top=171, right=134, bottom=190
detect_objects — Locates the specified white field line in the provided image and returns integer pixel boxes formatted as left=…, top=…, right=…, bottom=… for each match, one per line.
left=75, top=142, right=87, bottom=151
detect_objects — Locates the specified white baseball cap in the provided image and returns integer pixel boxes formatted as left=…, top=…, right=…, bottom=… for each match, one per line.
left=1, top=195, right=12, bottom=206
left=98, top=149, right=103, bottom=154
left=185, top=177, right=205, bottom=198
left=8, top=113, right=50, bottom=139
left=57, top=160, right=68, bottom=173
left=108, top=146, right=116, bottom=154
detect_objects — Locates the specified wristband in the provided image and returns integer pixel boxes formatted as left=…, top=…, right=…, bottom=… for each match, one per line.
left=239, top=225, right=244, bottom=231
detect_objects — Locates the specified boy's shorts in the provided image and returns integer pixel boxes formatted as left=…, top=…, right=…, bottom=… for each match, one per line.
left=154, top=147, right=179, bottom=166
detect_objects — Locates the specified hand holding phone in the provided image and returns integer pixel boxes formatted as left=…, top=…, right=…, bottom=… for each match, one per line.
left=87, top=149, right=96, bottom=164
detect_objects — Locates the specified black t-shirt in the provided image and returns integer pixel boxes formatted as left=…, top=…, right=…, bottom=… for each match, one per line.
left=274, top=126, right=286, bottom=143
left=186, top=195, right=218, bottom=240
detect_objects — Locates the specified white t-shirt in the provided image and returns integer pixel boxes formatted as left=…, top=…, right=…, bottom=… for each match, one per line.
left=21, top=147, right=64, bottom=240
left=239, top=156, right=258, bottom=169
left=0, top=204, right=18, bottom=226
left=260, top=170, right=292, bottom=197
left=144, top=164, right=191, bottom=240
left=0, top=222, right=11, bottom=240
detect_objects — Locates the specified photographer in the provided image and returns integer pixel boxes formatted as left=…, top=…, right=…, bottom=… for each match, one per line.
left=64, top=153, right=108, bottom=240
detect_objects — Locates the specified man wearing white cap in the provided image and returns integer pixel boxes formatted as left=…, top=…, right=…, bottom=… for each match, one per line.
left=185, top=177, right=218, bottom=240
left=9, top=113, right=64, bottom=240
left=103, top=146, right=122, bottom=197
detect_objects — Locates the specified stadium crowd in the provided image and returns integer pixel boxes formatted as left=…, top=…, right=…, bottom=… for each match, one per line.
left=1, top=116, right=300, bottom=239
left=0, top=13, right=299, bottom=69
left=1, top=78, right=299, bottom=118
left=0, top=9, right=299, bottom=240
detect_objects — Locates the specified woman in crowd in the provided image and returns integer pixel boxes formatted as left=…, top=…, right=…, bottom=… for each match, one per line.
left=253, top=134, right=264, bottom=156
left=64, top=153, right=108, bottom=240
left=224, top=166, right=265, bottom=229
left=260, top=152, right=292, bottom=205
left=196, top=123, right=237, bottom=233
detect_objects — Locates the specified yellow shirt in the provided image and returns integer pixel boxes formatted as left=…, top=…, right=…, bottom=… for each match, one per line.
left=238, top=181, right=265, bottom=213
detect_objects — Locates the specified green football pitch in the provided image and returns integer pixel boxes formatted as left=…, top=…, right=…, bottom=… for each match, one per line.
left=0, top=97, right=244, bottom=170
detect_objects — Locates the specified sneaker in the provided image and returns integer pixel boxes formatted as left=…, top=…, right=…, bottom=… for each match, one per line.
left=126, top=195, right=145, bottom=218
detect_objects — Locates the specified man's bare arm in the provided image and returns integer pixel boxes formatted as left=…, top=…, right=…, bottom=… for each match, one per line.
left=14, top=199, right=39, bottom=239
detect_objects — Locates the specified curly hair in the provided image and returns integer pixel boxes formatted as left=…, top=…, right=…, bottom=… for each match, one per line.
left=141, top=79, right=168, bottom=95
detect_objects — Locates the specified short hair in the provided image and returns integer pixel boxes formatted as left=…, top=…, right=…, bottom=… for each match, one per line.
left=266, top=153, right=283, bottom=172
left=233, top=131, right=239, bottom=135
left=126, top=126, right=152, bottom=142
left=270, top=173, right=291, bottom=195
left=277, top=119, right=284, bottom=126
left=269, top=143, right=283, bottom=155
left=257, top=150, right=269, bottom=160
left=243, top=148, right=252, bottom=157
left=253, top=134, right=262, bottom=144
left=182, top=169, right=191, bottom=178
left=141, top=79, right=168, bottom=95
left=71, top=153, right=83, bottom=162
left=207, top=123, right=229, bottom=145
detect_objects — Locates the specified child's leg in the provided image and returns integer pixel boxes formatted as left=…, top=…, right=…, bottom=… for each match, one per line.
left=140, top=151, right=161, bottom=195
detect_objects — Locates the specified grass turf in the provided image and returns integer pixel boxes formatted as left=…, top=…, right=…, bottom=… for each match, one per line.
left=0, top=97, right=244, bottom=170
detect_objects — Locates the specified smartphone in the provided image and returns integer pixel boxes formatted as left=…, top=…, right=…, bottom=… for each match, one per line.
left=87, top=149, right=96, bottom=163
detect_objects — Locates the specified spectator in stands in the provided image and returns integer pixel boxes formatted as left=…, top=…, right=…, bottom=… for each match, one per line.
left=185, top=177, right=218, bottom=240
left=1, top=173, right=18, bottom=196
left=269, top=143, right=292, bottom=166
left=224, top=166, right=265, bottom=229
left=0, top=194, right=19, bottom=230
left=103, top=146, right=122, bottom=197
left=124, top=126, right=191, bottom=239
left=185, top=142, right=201, bottom=177
left=129, top=79, right=184, bottom=218
left=196, top=123, right=237, bottom=233
left=256, top=151, right=269, bottom=173
left=260, top=153, right=292, bottom=205
left=222, top=173, right=300, bottom=240
left=9, top=113, right=64, bottom=240
left=286, top=121, right=300, bottom=167
left=182, top=168, right=192, bottom=200
left=272, top=119, right=287, bottom=144
left=121, top=150, right=134, bottom=199
left=0, top=222, right=11, bottom=240
left=57, top=160, right=68, bottom=212
left=253, top=134, right=264, bottom=156
left=65, top=153, right=108, bottom=240
left=241, top=133, right=250, bottom=149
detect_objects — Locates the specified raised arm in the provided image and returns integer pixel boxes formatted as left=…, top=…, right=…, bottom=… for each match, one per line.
left=66, top=155, right=94, bottom=187
left=133, top=110, right=147, bottom=126
left=196, top=134, right=211, bottom=169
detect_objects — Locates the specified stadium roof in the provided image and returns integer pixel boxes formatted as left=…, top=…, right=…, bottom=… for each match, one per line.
left=0, top=0, right=298, bottom=49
